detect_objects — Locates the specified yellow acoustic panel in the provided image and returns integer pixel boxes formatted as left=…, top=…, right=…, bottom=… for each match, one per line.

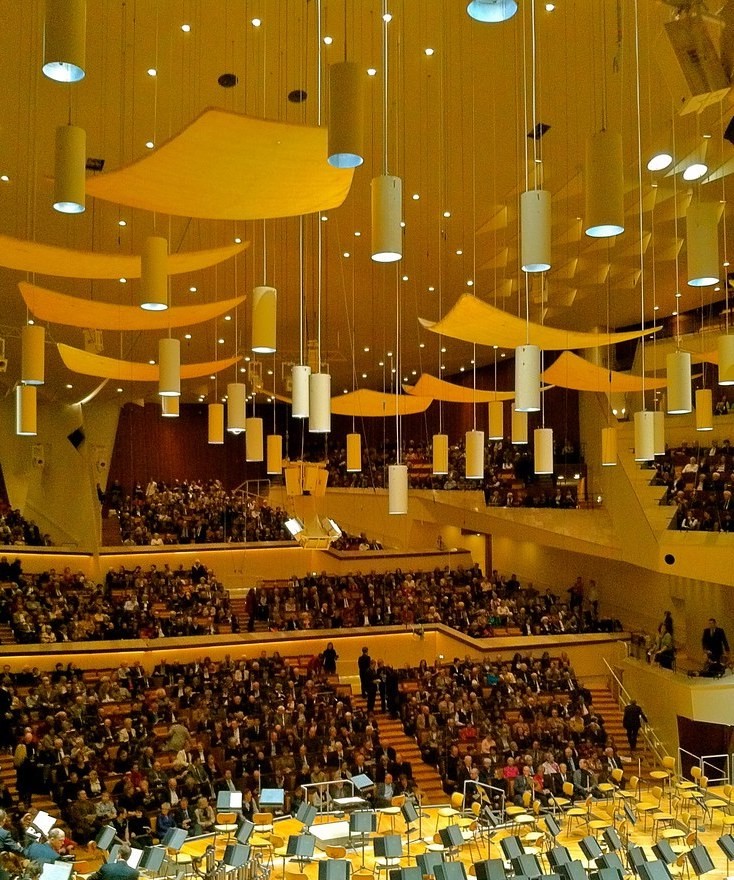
left=541, top=351, right=667, bottom=391
left=330, top=388, right=432, bottom=417
left=403, top=373, right=515, bottom=402
left=57, top=343, right=240, bottom=382
left=21, top=282, right=245, bottom=330
left=86, top=108, right=354, bottom=219
left=420, top=294, right=659, bottom=350
left=691, top=350, right=717, bottom=365
left=0, top=234, right=247, bottom=278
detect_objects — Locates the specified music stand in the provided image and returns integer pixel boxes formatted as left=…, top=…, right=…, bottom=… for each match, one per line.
left=32, top=810, right=57, bottom=838
left=39, top=865, right=72, bottom=880
left=627, top=845, right=648, bottom=875
left=624, top=804, right=637, bottom=826
left=162, top=828, right=188, bottom=852
left=236, top=819, right=254, bottom=844
left=286, top=834, right=316, bottom=870
left=596, top=853, right=625, bottom=877
left=558, top=860, right=587, bottom=880
left=401, top=801, right=420, bottom=858
left=260, top=788, right=286, bottom=811
left=579, top=837, right=603, bottom=863
left=350, top=810, right=377, bottom=868
left=686, top=846, right=715, bottom=876
left=548, top=847, right=572, bottom=871
left=319, top=860, right=352, bottom=880
left=652, top=841, right=677, bottom=865
left=95, top=825, right=117, bottom=851
left=417, top=852, right=446, bottom=878
left=439, top=824, right=464, bottom=861
left=545, top=815, right=561, bottom=840
left=140, top=846, right=167, bottom=873
left=296, top=802, right=318, bottom=830
left=717, top=835, right=734, bottom=876
left=594, top=868, right=623, bottom=880
left=351, top=774, right=375, bottom=793
left=500, top=836, right=525, bottom=861
left=390, top=868, right=422, bottom=880
left=435, top=863, right=468, bottom=880
left=217, top=791, right=243, bottom=811
left=637, top=861, right=672, bottom=880
left=512, top=854, right=543, bottom=880
left=473, top=859, right=506, bottom=880
left=602, top=828, right=622, bottom=853
left=223, top=844, right=251, bottom=869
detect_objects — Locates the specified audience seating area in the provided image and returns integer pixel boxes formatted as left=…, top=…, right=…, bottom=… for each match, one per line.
left=0, top=505, right=51, bottom=547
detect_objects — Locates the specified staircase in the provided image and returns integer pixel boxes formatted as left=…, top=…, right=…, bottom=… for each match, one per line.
left=0, top=752, right=61, bottom=817
left=589, top=687, right=659, bottom=780
left=101, top=510, right=123, bottom=546
left=0, top=622, right=16, bottom=645
left=350, top=693, right=448, bottom=805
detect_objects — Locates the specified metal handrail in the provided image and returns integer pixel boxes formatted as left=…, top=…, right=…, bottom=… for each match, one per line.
left=602, top=656, right=670, bottom=768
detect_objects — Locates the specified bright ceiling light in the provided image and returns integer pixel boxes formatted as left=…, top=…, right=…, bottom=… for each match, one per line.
left=181, top=24, right=191, bottom=32
left=466, top=0, right=518, bottom=22
left=323, top=36, right=333, bottom=44
left=251, top=18, right=261, bottom=27
left=383, top=12, right=392, bottom=21
left=147, top=68, right=157, bottom=77
left=647, top=151, right=673, bottom=172
left=367, top=68, right=377, bottom=76
left=683, top=162, right=708, bottom=181
left=424, top=48, right=435, bottom=56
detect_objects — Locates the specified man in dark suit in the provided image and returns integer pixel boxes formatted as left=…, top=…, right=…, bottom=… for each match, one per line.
left=0, top=808, right=22, bottom=853
left=702, top=619, right=730, bottom=664
left=91, top=844, right=140, bottom=880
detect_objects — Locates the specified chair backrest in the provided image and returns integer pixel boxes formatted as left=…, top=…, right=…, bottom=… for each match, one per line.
left=691, top=766, right=702, bottom=783
left=533, top=800, right=541, bottom=816
left=650, top=786, right=663, bottom=803
left=472, top=802, right=482, bottom=818
left=391, top=795, right=406, bottom=808
left=325, top=845, right=347, bottom=859
left=662, top=756, right=676, bottom=772
left=611, top=768, right=624, bottom=784
left=522, top=791, right=532, bottom=808
left=680, top=813, right=691, bottom=829
left=451, top=791, right=465, bottom=810
left=699, top=776, right=709, bottom=791
left=254, top=812, right=273, bottom=825
left=723, top=784, right=732, bottom=801
left=562, top=782, right=575, bottom=798
left=216, top=812, right=236, bottom=824
left=271, top=836, right=285, bottom=850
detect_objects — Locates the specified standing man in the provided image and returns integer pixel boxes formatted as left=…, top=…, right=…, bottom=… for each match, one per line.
left=622, top=699, right=647, bottom=751
left=702, top=618, right=730, bottom=664
left=357, top=647, right=372, bottom=699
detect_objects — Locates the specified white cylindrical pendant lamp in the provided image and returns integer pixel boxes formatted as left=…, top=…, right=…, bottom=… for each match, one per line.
left=16, top=385, right=37, bottom=436
left=584, top=130, right=624, bottom=238
left=140, top=236, right=169, bottom=311
left=465, top=430, right=485, bottom=479
left=718, top=335, right=734, bottom=385
left=158, top=337, right=180, bottom=397
left=634, top=410, right=655, bottom=461
left=521, top=189, right=551, bottom=272
left=388, top=464, right=408, bottom=515
left=267, top=434, right=283, bottom=474
left=208, top=403, right=224, bottom=444
left=292, top=365, right=311, bottom=418
left=515, top=344, right=541, bottom=412
left=601, top=426, right=617, bottom=466
left=251, top=285, right=277, bottom=354
left=432, top=433, right=449, bottom=475
left=161, top=396, right=179, bottom=417
left=43, top=0, right=86, bottom=83
left=696, top=389, right=713, bottom=432
left=466, top=0, right=518, bottom=21
left=371, top=174, right=402, bottom=262
left=512, top=408, right=528, bottom=444
left=309, top=373, right=331, bottom=433
left=246, top=417, right=264, bottom=461
left=488, top=400, right=504, bottom=440
left=653, top=410, right=666, bottom=457
left=666, top=350, right=692, bottom=414
left=534, top=427, right=554, bottom=475
left=54, top=125, right=86, bottom=214
left=346, top=433, right=362, bottom=471
left=226, top=383, right=247, bottom=434
left=21, top=325, right=45, bottom=386
left=328, top=61, right=364, bottom=168
left=686, top=202, right=720, bottom=287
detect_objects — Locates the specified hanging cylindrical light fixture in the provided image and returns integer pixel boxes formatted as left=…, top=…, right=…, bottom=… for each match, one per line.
left=634, top=410, right=655, bottom=461
left=718, top=335, right=734, bottom=385
left=246, top=417, right=264, bottom=461
left=53, top=125, right=86, bottom=214
left=226, top=382, right=246, bottom=434
left=309, top=372, right=331, bottom=433
left=140, top=236, right=169, bottom=311
left=158, top=338, right=180, bottom=397
left=511, top=408, right=528, bottom=444
left=388, top=464, right=408, bottom=515
left=515, top=344, right=541, bottom=412
left=161, top=396, right=179, bottom=418
left=521, top=190, right=551, bottom=272
left=251, top=286, right=277, bottom=354
left=666, top=350, right=692, bottom=414
left=601, top=426, right=617, bottom=466
left=371, top=175, right=402, bottom=262
left=208, top=403, right=224, bottom=444
left=16, top=385, right=37, bottom=436
left=432, top=434, right=449, bottom=475
left=584, top=130, right=624, bottom=238
left=695, top=389, right=713, bottom=431
left=291, top=364, right=311, bottom=418
left=465, top=430, right=485, bottom=479
left=346, top=433, right=362, bottom=472
left=653, top=410, right=665, bottom=457
left=488, top=401, right=504, bottom=440
left=534, top=428, right=554, bottom=475
left=328, top=61, right=364, bottom=168
left=43, top=0, right=86, bottom=82
left=466, top=0, right=518, bottom=21
left=21, top=325, right=45, bottom=386
left=266, top=434, right=283, bottom=474
left=686, top=202, right=720, bottom=287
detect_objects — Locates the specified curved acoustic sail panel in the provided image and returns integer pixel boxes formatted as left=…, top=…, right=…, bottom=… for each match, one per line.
left=330, top=388, right=432, bottom=417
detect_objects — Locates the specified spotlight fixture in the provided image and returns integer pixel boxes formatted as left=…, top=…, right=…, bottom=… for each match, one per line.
left=467, top=0, right=518, bottom=22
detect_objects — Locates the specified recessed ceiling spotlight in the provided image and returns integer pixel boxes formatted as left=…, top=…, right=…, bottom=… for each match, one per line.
left=367, top=68, right=377, bottom=76
left=118, top=219, right=126, bottom=226
left=343, top=252, right=350, bottom=258
left=400, top=221, right=406, bottom=228
left=675, top=292, right=681, bottom=298
left=402, top=275, right=409, bottom=281
left=412, top=193, right=420, bottom=200
left=443, top=211, right=451, bottom=218
left=441, top=346, right=447, bottom=353
left=184, top=334, right=192, bottom=340
left=149, top=360, right=156, bottom=365
left=456, top=249, right=463, bottom=255
left=364, top=346, right=370, bottom=352
left=379, top=361, right=384, bottom=367
left=234, top=237, right=242, bottom=243
left=387, top=351, right=393, bottom=357
left=0, top=175, right=9, bottom=182
left=354, top=231, right=361, bottom=236
left=654, top=305, right=660, bottom=311
left=362, top=373, right=367, bottom=378
left=224, top=315, right=232, bottom=320
left=189, top=286, right=197, bottom=292
left=500, top=352, right=506, bottom=357
left=119, top=277, right=127, bottom=284
left=181, top=23, right=191, bottom=32
left=424, top=47, right=435, bottom=56
left=267, top=369, right=273, bottom=376
left=218, top=338, right=225, bottom=344
left=244, top=356, right=251, bottom=362
left=65, top=384, right=73, bottom=389
left=683, top=162, right=708, bottom=181
left=428, top=286, right=435, bottom=292
left=467, top=280, right=474, bottom=286
left=251, top=18, right=262, bottom=27
left=323, top=36, right=333, bottom=44
left=145, top=141, right=155, bottom=149
left=460, top=366, right=465, bottom=372
left=343, top=388, right=349, bottom=394
left=117, top=387, right=123, bottom=393
left=545, top=2, right=555, bottom=9
left=147, top=68, right=157, bottom=77
left=419, top=343, right=425, bottom=348
left=440, top=364, right=446, bottom=370
left=240, top=367, right=246, bottom=373
left=383, top=12, right=392, bottom=21
left=321, top=215, right=328, bottom=221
